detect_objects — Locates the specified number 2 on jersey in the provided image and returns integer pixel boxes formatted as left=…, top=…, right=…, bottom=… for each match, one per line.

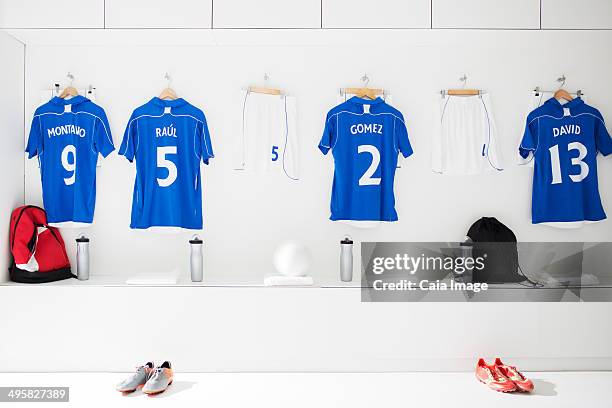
left=157, top=146, right=178, bottom=187
left=549, top=142, right=589, bottom=185
left=358, top=145, right=381, bottom=186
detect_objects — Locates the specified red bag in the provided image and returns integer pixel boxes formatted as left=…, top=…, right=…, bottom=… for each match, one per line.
left=9, top=206, right=74, bottom=283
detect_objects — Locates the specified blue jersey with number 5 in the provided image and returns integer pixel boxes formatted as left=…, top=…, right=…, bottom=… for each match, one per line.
left=119, top=97, right=214, bottom=229
left=26, top=96, right=115, bottom=226
left=520, top=98, right=612, bottom=226
left=319, top=97, right=413, bottom=221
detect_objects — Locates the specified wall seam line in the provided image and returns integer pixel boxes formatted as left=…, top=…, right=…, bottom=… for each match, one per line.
left=22, top=43, right=26, bottom=205
left=9, top=27, right=612, bottom=31
left=430, top=0, right=433, bottom=29
left=321, top=0, right=324, bottom=29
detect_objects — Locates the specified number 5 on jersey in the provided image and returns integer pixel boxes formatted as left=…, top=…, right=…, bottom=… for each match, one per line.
left=157, top=146, right=178, bottom=187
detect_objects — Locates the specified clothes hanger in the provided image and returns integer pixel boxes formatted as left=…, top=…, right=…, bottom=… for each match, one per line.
left=58, top=72, right=79, bottom=99
left=159, top=72, right=178, bottom=100
left=342, top=74, right=384, bottom=100
left=534, top=76, right=583, bottom=99
left=248, top=73, right=284, bottom=96
left=552, top=75, right=575, bottom=102
left=441, top=74, right=482, bottom=96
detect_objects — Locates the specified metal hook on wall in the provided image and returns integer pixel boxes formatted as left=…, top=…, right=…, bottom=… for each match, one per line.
left=459, top=74, right=468, bottom=88
left=164, top=72, right=172, bottom=88
left=361, top=73, right=370, bottom=87
left=66, top=72, right=75, bottom=87
left=557, top=74, right=567, bottom=89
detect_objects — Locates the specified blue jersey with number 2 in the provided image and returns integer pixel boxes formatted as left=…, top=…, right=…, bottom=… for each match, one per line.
left=319, top=97, right=413, bottom=221
left=520, top=98, right=612, bottom=227
left=119, top=97, right=214, bottom=230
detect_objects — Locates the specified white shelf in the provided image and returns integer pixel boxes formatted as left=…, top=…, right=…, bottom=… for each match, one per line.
left=0, top=274, right=364, bottom=288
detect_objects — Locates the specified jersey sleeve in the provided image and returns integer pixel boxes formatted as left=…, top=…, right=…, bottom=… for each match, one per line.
left=394, top=115, right=413, bottom=158
left=119, top=114, right=137, bottom=162
left=198, top=117, right=214, bottom=165
left=595, top=116, right=612, bottom=156
left=93, top=109, right=115, bottom=158
left=25, top=115, right=43, bottom=158
left=318, top=112, right=336, bottom=155
left=518, top=116, right=538, bottom=164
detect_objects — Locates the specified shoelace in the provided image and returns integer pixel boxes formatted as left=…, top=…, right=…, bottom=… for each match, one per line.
left=484, top=366, right=507, bottom=382
left=504, top=365, right=524, bottom=380
left=149, top=367, right=164, bottom=380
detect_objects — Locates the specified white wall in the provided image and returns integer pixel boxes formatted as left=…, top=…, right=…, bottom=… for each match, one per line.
left=21, top=30, right=612, bottom=285
left=0, top=31, right=24, bottom=282
left=0, top=29, right=608, bottom=373
left=1, top=0, right=612, bottom=374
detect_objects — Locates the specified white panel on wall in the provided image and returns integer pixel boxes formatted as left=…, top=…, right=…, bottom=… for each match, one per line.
left=542, top=0, right=612, bottom=29
left=1, top=287, right=612, bottom=372
left=213, top=0, right=321, bottom=28
left=0, top=0, right=103, bottom=28
left=433, top=0, right=540, bottom=29
left=0, top=31, right=24, bottom=283
left=323, top=0, right=430, bottom=28
left=105, top=0, right=212, bottom=29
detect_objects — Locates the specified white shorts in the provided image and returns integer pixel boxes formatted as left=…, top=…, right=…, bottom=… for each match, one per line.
left=432, top=93, right=504, bottom=175
left=233, top=90, right=299, bottom=180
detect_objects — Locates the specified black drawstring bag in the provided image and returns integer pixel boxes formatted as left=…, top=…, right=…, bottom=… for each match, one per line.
left=466, top=217, right=526, bottom=284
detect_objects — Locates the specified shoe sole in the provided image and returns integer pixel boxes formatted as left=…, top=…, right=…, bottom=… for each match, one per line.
left=143, top=381, right=173, bottom=395
left=117, top=384, right=145, bottom=393
left=477, top=377, right=516, bottom=393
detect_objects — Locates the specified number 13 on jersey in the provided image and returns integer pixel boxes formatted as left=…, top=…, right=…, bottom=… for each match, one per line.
left=548, top=142, right=589, bottom=185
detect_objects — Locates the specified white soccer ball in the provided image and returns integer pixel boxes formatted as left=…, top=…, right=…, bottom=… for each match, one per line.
left=272, top=241, right=313, bottom=277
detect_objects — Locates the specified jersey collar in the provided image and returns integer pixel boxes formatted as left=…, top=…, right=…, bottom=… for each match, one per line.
left=151, top=97, right=187, bottom=108
left=348, top=96, right=384, bottom=105
left=546, top=96, right=584, bottom=111
left=50, top=95, right=88, bottom=106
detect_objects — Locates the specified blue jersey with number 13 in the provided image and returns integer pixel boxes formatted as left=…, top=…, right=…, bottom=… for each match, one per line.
left=520, top=97, right=612, bottom=226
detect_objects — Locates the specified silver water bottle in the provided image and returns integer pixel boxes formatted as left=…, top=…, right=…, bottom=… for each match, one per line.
left=190, top=236, right=203, bottom=282
left=340, top=237, right=354, bottom=282
left=76, top=235, right=90, bottom=281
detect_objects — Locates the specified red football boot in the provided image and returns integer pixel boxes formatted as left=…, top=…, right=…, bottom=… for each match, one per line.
left=494, top=358, right=534, bottom=392
left=475, top=358, right=517, bottom=393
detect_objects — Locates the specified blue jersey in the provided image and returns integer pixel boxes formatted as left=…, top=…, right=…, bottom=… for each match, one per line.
left=26, top=95, right=114, bottom=226
left=119, top=97, right=214, bottom=230
left=520, top=98, right=612, bottom=226
left=319, top=97, right=413, bottom=221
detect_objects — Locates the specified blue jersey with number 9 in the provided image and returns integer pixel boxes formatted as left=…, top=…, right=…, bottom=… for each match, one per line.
left=319, top=97, right=413, bottom=221
left=119, top=97, right=214, bottom=229
left=26, top=95, right=115, bottom=226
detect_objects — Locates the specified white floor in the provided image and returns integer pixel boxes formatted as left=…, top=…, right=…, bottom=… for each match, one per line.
left=0, top=372, right=610, bottom=408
